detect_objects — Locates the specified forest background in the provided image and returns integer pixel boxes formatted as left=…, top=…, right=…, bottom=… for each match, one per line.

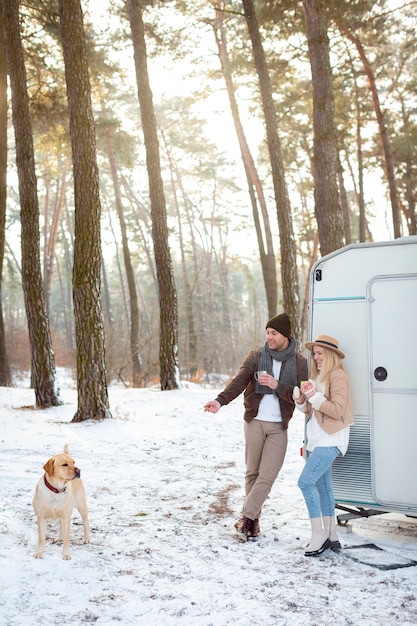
left=0, top=0, right=416, bottom=419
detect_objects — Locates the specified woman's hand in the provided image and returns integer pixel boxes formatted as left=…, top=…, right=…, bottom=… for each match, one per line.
left=293, top=386, right=307, bottom=405
left=301, top=380, right=317, bottom=399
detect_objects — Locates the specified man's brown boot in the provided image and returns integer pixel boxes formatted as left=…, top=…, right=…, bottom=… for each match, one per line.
left=249, top=518, right=260, bottom=538
left=234, top=516, right=252, bottom=540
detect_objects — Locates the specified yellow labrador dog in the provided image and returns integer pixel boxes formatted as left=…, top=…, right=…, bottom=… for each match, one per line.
left=32, top=444, right=90, bottom=560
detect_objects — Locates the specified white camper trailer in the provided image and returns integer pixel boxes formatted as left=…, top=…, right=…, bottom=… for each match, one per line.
left=308, top=236, right=417, bottom=519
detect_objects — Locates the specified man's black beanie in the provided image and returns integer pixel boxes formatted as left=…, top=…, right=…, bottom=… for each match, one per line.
left=265, top=312, right=291, bottom=338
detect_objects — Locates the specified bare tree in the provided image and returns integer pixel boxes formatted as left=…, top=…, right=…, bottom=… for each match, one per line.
left=2, top=0, right=60, bottom=404
left=58, top=0, right=111, bottom=420
left=126, top=0, right=180, bottom=390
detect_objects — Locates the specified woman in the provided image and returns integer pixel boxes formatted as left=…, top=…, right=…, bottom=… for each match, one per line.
left=294, top=335, right=354, bottom=557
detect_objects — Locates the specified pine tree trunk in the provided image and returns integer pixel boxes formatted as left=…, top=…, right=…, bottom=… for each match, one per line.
left=104, top=121, right=142, bottom=387
left=58, top=0, right=111, bottom=420
left=337, top=21, right=402, bottom=239
left=303, top=0, right=345, bottom=256
left=162, top=135, right=197, bottom=378
left=337, top=154, right=352, bottom=245
left=0, top=3, right=11, bottom=386
left=126, top=0, right=179, bottom=390
left=211, top=2, right=278, bottom=318
left=3, top=0, right=60, bottom=404
left=241, top=0, right=301, bottom=345
left=404, top=158, right=416, bottom=235
left=43, top=158, right=69, bottom=311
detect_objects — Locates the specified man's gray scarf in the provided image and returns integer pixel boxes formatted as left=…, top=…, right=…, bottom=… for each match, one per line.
left=255, top=337, right=297, bottom=394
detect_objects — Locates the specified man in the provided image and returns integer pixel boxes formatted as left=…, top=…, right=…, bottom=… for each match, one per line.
left=204, top=312, right=308, bottom=540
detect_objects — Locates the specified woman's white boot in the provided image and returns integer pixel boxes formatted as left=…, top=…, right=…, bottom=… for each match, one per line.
left=305, top=517, right=330, bottom=557
left=323, top=515, right=341, bottom=551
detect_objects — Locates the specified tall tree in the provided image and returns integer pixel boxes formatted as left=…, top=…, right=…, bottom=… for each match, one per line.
left=101, top=112, right=142, bottom=387
left=395, top=95, right=417, bottom=236
left=0, top=2, right=11, bottom=386
left=161, top=132, right=198, bottom=378
left=337, top=21, right=402, bottom=239
left=43, top=157, right=70, bottom=312
left=303, top=0, right=345, bottom=255
left=2, top=0, right=60, bottom=405
left=241, top=0, right=301, bottom=344
left=126, top=0, right=180, bottom=390
left=58, top=0, right=111, bottom=420
left=209, top=1, right=278, bottom=318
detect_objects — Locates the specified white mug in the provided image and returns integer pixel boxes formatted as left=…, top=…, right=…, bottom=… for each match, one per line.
left=254, top=370, right=267, bottom=381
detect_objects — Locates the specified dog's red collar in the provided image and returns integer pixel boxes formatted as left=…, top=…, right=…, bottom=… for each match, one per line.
left=44, top=474, right=67, bottom=494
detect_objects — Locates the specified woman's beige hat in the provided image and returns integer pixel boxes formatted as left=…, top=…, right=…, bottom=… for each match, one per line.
left=305, top=334, right=345, bottom=359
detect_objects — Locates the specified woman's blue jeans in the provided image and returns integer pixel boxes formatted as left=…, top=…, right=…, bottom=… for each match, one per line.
left=298, top=446, right=339, bottom=518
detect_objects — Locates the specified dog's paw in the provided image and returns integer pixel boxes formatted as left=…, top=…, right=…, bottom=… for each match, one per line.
left=62, top=553, right=72, bottom=560
left=33, top=551, right=44, bottom=559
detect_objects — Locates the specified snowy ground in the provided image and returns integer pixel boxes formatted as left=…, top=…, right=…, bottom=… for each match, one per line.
left=1, top=377, right=417, bottom=625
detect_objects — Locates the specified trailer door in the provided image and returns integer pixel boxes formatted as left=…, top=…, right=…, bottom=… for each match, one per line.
left=370, top=274, right=417, bottom=510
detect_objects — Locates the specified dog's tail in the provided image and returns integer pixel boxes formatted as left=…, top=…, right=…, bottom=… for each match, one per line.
left=64, top=443, right=70, bottom=454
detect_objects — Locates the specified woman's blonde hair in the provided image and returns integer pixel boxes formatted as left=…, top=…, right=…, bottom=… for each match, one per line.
left=311, top=347, right=344, bottom=385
